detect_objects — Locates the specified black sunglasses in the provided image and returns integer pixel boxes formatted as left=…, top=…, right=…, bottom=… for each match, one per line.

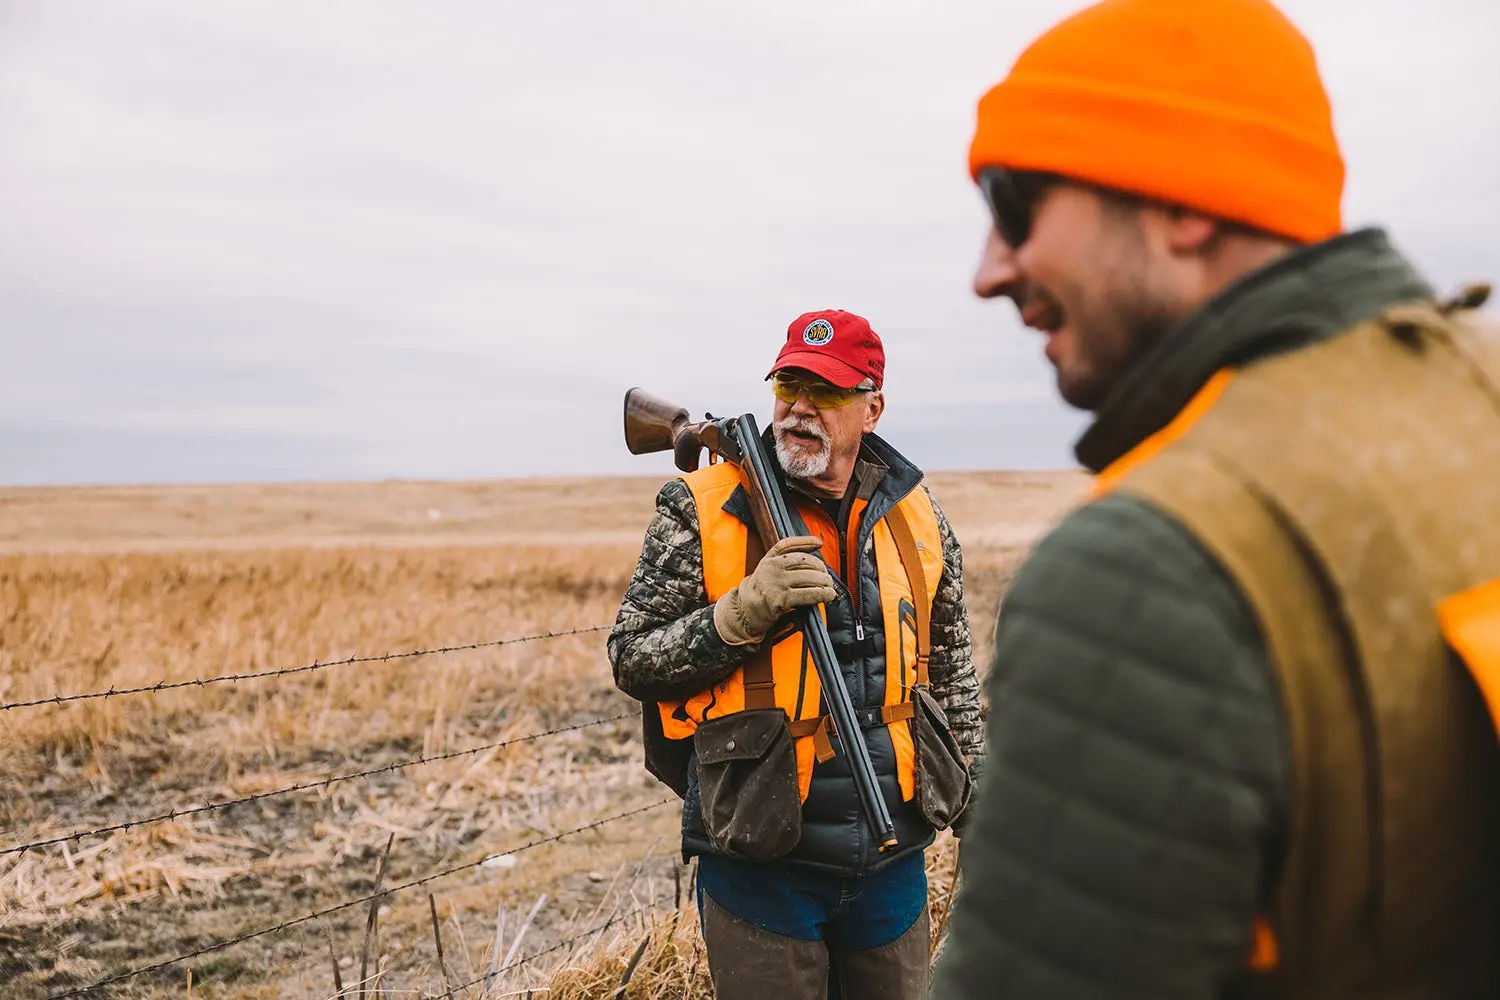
left=976, top=167, right=1057, bottom=249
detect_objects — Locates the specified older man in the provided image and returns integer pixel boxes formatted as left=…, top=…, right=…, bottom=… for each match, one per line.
left=609, top=308, right=984, bottom=1000
left=933, top=0, right=1500, bottom=998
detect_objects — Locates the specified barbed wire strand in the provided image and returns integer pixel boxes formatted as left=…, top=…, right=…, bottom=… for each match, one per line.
left=42, top=796, right=676, bottom=1000
left=0, top=710, right=636, bottom=858
left=1, top=623, right=612, bottom=712
left=436, top=900, right=663, bottom=999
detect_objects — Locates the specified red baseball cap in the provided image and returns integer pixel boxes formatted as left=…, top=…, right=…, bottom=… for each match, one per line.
left=766, top=309, right=885, bottom=390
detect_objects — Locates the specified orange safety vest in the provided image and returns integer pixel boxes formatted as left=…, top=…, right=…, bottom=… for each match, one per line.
left=660, top=458, right=946, bottom=805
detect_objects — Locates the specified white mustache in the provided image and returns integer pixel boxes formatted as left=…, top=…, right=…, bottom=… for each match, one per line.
left=774, top=416, right=829, bottom=446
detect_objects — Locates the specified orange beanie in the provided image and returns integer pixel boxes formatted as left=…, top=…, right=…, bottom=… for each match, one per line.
left=968, top=0, right=1345, bottom=242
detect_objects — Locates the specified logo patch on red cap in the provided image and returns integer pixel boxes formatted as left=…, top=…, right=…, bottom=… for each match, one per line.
left=802, top=318, right=835, bottom=346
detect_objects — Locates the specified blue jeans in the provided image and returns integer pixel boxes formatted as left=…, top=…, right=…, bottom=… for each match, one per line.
left=696, top=851, right=928, bottom=998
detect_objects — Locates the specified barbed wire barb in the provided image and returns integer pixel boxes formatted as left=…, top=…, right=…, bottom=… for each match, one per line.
left=0, top=711, right=635, bottom=858
left=1, top=623, right=611, bottom=712
left=42, top=797, right=675, bottom=1000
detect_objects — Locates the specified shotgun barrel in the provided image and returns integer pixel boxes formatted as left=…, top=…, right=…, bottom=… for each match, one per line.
left=729, top=411, right=898, bottom=853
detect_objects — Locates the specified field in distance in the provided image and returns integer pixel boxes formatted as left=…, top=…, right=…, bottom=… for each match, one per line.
left=0, top=470, right=1087, bottom=998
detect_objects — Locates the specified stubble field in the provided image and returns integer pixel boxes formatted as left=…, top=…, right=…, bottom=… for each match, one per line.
left=0, top=470, right=1088, bottom=999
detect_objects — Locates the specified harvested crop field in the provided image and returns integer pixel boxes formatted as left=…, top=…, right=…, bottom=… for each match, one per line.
left=0, top=470, right=1088, bottom=998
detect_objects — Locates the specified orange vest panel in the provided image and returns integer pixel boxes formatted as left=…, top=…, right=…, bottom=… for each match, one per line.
left=660, top=459, right=944, bottom=803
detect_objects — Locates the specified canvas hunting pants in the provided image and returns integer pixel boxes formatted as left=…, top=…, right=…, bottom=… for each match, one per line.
left=695, top=851, right=930, bottom=1000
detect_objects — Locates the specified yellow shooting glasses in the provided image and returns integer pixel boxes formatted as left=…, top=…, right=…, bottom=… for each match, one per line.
left=770, top=371, right=876, bottom=410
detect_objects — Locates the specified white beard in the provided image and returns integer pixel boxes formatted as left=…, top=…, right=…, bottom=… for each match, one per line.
left=773, top=416, right=832, bottom=481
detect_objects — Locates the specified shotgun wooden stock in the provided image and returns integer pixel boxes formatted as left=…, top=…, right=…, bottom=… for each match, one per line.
left=623, top=387, right=727, bottom=473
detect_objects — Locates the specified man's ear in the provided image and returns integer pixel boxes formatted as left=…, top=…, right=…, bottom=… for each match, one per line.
left=1162, top=205, right=1221, bottom=255
left=863, top=392, right=885, bottom=433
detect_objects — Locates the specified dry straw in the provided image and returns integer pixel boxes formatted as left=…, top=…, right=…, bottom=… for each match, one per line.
left=1, top=471, right=1077, bottom=997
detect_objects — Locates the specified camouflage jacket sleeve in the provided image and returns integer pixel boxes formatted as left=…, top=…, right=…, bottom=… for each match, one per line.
left=925, top=487, right=986, bottom=779
left=607, top=478, right=762, bottom=704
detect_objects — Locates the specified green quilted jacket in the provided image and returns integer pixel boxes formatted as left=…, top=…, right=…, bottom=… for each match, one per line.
left=930, top=229, right=1437, bottom=999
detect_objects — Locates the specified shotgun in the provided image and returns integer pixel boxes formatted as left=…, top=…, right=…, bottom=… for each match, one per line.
left=622, top=387, right=898, bottom=853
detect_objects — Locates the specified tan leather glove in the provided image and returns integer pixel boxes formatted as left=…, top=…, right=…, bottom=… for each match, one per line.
left=713, top=535, right=838, bottom=646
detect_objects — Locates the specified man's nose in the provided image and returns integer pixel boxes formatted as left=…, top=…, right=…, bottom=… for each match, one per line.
left=789, top=392, right=819, bottom=418
left=973, top=228, right=1024, bottom=300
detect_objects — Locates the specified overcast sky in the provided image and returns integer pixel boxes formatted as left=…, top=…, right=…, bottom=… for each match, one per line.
left=2, top=0, right=1495, bottom=486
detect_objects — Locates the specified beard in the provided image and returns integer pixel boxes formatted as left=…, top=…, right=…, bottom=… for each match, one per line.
left=773, top=414, right=832, bottom=481
left=1060, top=290, right=1179, bottom=411
left=1048, top=212, right=1182, bottom=412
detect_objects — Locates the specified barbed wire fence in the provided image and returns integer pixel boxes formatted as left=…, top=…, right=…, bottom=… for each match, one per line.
left=0, top=624, right=612, bottom=711
left=40, top=800, right=675, bottom=1000
left=2, top=618, right=963, bottom=998
left=1, top=710, right=635, bottom=859
left=434, top=899, right=666, bottom=1000
left=1, top=621, right=702, bottom=1000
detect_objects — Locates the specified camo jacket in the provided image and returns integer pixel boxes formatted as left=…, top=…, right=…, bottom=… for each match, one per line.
left=607, top=473, right=986, bottom=779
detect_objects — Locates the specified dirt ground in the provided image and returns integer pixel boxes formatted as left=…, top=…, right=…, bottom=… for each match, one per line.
left=0, top=470, right=1089, bottom=999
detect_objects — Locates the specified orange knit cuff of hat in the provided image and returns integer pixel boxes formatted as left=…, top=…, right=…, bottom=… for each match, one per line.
left=968, top=0, right=1345, bottom=244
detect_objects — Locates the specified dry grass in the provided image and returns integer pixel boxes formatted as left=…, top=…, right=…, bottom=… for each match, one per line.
left=530, top=834, right=963, bottom=1000
left=0, top=471, right=1088, bottom=998
left=0, top=543, right=635, bottom=764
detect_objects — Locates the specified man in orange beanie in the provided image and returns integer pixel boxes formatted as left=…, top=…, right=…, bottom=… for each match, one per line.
left=933, top=0, right=1500, bottom=997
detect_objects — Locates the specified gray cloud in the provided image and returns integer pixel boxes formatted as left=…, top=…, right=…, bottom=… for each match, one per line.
left=1, top=0, right=1495, bottom=486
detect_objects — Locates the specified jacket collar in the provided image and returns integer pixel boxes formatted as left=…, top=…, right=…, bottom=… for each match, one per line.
left=1074, top=227, right=1437, bottom=473
left=721, top=429, right=924, bottom=545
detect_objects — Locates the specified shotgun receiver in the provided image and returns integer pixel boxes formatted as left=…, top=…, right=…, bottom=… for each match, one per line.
left=623, top=387, right=898, bottom=853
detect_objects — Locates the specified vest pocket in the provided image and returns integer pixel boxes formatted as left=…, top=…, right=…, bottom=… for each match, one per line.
left=910, top=686, right=973, bottom=830
left=692, top=708, right=803, bottom=862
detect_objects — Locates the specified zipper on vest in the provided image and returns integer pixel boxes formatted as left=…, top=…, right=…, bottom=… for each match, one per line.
left=837, top=515, right=864, bottom=638
left=812, top=499, right=865, bottom=641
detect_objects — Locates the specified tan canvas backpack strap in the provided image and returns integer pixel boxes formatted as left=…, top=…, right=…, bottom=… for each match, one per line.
left=742, top=652, right=776, bottom=711
left=880, top=703, right=917, bottom=723
left=788, top=715, right=837, bottom=762
left=886, top=503, right=932, bottom=687
left=740, top=534, right=778, bottom=712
